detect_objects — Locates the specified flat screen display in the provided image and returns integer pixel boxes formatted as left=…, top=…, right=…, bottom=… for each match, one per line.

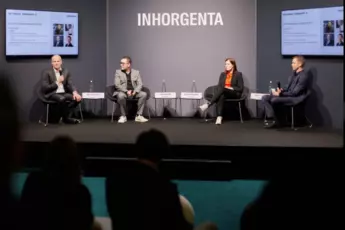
left=6, top=9, right=79, bottom=56
left=281, top=6, right=343, bottom=56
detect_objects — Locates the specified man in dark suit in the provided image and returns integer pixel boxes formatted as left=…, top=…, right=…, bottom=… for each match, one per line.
left=262, top=56, right=309, bottom=128
left=41, top=55, right=82, bottom=124
left=65, top=36, right=73, bottom=47
left=54, top=24, right=63, bottom=35
left=323, top=34, right=334, bottom=46
left=199, top=58, right=244, bottom=125
left=336, top=34, right=344, bottom=46
left=54, top=36, right=63, bottom=47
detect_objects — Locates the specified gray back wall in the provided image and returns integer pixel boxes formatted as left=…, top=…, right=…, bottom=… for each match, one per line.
left=0, top=0, right=106, bottom=122
left=257, top=0, right=343, bottom=129
left=107, top=0, right=257, bottom=117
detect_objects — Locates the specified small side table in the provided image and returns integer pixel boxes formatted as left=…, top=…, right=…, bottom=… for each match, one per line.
left=250, top=92, right=269, bottom=119
left=82, top=92, right=105, bottom=117
left=178, top=92, right=203, bottom=116
left=154, top=92, right=178, bottom=118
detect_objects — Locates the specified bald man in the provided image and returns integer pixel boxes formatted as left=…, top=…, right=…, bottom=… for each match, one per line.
left=41, top=55, right=82, bottom=124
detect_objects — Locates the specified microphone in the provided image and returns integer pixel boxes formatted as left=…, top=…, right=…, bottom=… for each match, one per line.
left=59, top=70, right=63, bottom=76
left=277, top=81, right=281, bottom=89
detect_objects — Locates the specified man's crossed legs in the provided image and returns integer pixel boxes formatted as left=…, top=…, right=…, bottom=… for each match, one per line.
left=49, top=93, right=81, bottom=124
left=261, top=94, right=296, bottom=128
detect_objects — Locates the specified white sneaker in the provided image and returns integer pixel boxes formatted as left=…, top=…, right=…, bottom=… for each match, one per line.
left=199, top=103, right=209, bottom=112
left=118, top=116, right=127, bottom=123
left=135, top=115, right=148, bottom=123
left=215, top=116, right=222, bottom=125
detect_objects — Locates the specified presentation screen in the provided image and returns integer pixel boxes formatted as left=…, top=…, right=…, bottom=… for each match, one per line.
left=6, top=9, right=78, bottom=56
left=281, top=6, right=343, bottom=56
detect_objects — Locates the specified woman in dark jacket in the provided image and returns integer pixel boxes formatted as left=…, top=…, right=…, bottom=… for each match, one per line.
left=199, top=58, right=244, bottom=125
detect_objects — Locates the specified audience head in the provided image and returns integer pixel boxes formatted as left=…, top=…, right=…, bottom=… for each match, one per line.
left=120, top=56, right=132, bottom=71
left=43, top=135, right=81, bottom=183
left=51, top=55, right=62, bottom=70
left=135, top=129, right=170, bottom=165
left=291, top=55, right=305, bottom=72
left=224, top=58, right=238, bottom=73
left=0, top=73, right=21, bottom=194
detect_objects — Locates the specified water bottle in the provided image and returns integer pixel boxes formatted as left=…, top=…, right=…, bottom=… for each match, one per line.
left=162, top=79, right=166, bottom=92
left=268, top=81, right=273, bottom=94
left=89, top=80, right=94, bottom=92
left=192, top=80, right=196, bottom=92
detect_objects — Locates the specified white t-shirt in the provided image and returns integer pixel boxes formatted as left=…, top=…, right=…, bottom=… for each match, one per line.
left=54, top=69, right=65, bottom=93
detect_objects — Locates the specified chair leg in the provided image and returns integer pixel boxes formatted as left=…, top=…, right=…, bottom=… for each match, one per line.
left=147, top=104, right=151, bottom=119
left=111, top=102, right=115, bottom=122
left=291, top=107, right=294, bottom=129
left=238, top=101, right=243, bottom=123
left=204, top=108, right=208, bottom=121
left=79, top=104, right=84, bottom=122
left=45, top=104, right=49, bottom=127
left=305, top=114, right=313, bottom=128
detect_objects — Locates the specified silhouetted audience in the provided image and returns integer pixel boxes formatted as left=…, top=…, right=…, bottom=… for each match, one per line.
left=0, top=73, right=21, bottom=230
left=240, top=165, right=343, bottom=230
left=106, top=129, right=192, bottom=230
left=19, top=136, right=95, bottom=230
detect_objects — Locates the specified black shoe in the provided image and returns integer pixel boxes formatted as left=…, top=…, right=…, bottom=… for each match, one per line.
left=63, top=118, right=80, bottom=124
left=264, top=120, right=279, bottom=129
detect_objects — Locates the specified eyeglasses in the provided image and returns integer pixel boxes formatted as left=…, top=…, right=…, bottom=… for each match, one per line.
left=120, top=62, right=128, bottom=65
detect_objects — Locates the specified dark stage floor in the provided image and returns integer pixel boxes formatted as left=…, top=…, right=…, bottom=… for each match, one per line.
left=22, top=118, right=342, bottom=148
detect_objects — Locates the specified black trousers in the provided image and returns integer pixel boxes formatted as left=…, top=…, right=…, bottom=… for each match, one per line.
left=48, top=93, right=80, bottom=120
left=210, top=87, right=240, bottom=116
left=261, top=94, right=296, bottom=123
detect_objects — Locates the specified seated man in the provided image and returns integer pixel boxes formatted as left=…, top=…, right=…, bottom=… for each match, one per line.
left=262, top=55, right=309, bottom=128
left=113, top=56, right=148, bottom=123
left=41, top=55, right=82, bottom=124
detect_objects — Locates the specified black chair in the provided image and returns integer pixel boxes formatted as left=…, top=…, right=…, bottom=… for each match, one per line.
left=36, top=87, right=83, bottom=127
left=105, top=85, right=151, bottom=122
left=284, top=90, right=313, bottom=130
left=203, top=85, right=248, bottom=123
left=263, top=90, right=313, bottom=130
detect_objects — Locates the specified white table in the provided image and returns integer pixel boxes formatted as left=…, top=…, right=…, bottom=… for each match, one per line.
left=178, top=92, right=203, bottom=116
left=82, top=92, right=105, bottom=116
left=154, top=92, right=177, bottom=117
left=250, top=93, right=269, bottom=118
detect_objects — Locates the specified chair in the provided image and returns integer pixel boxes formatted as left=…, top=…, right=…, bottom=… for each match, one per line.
left=36, top=87, right=83, bottom=127
left=203, top=85, right=248, bottom=123
left=263, top=90, right=313, bottom=129
left=105, top=86, right=151, bottom=122
left=285, top=90, right=313, bottom=130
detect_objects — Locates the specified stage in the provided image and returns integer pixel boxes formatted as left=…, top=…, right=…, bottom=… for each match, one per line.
left=21, top=118, right=343, bottom=180
left=22, top=118, right=342, bottom=148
